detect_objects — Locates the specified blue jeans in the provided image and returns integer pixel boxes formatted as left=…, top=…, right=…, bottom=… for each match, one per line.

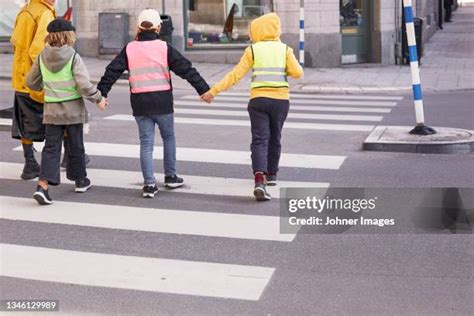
left=134, top=114, right=176, bottom=185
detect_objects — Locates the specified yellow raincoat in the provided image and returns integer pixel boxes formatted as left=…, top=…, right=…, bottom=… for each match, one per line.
left=10, top=0, right=56, bottom=103
left=210, top=13, right=303, bottom=100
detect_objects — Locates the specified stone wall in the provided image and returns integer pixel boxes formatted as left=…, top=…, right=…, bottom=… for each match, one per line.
left=73, top=0, right=185, bottom=56
left=277, top=0, right=341, bottom=67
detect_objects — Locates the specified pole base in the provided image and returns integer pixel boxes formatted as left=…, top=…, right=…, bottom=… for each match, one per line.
left=409, top=124, right=437, bottom=136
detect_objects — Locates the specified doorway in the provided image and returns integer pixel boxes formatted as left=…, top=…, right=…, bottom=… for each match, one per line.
left=340, top=0, right=372, bottom=63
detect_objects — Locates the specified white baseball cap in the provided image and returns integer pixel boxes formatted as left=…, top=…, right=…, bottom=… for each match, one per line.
left=138, top=9, right=162, bottom=29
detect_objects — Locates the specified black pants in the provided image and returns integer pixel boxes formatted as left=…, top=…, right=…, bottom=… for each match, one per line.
left=40, top=124, right=86, bottom=185
left=248, top=97, right=289, bottom=175
left=445, top=5, right=452, bottom=21
left=12, top=92, right=45, bottom=141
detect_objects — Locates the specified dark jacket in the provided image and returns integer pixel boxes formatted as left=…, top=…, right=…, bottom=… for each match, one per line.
left=97, top=31, right=210, bottom=116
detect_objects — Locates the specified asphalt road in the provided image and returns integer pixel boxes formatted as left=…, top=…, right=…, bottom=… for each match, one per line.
left=0, top=81, right=472, bottom=315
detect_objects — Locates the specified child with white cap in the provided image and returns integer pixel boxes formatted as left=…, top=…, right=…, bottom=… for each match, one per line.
left=97, top=9, right=211, bottom=198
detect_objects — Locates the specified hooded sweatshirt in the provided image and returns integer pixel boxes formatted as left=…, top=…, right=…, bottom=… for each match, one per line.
left=209, top=13, right=303, bottom=100
left=26, top=45, right=103, bottom=125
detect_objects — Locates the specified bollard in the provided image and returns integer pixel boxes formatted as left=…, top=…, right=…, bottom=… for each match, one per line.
left=402, top=0, right=436, bottom=135
left=299, top=0, right=305, bottom=67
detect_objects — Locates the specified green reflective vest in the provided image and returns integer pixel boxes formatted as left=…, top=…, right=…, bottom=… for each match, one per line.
left=39, top=54, right=81, bottom=103
left=251, top=41, right=289, bottom=89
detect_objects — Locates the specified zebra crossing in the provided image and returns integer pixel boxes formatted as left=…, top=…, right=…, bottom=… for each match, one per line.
left=0, top=92, right=403, bottom=302
left=105, top=91, right=399, bottom=132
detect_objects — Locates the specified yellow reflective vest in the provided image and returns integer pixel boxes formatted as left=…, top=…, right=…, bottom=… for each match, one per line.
left=39, top=54, right=81, bottom=103
left=250, top=41, right=289, bottom=89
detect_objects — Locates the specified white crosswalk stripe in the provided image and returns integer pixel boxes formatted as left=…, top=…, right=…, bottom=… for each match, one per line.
left=175, top=108, right=383, bottom=122
left=14, top=142, right=346, bottom=170
left=175, top=100, right=392, bottom=113
left=181, top=95, right=398, bottom=107
left=1, top=243, right=274, bottom=300
left=0, top=196, right=297, bottom=241
left=0, top=118, right=11, bottom=126
left=0, top=162, right=329, bottom=198
left=107, top=114, right=376, bottom=132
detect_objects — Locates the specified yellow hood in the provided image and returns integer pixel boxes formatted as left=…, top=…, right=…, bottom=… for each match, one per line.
left=250, top=13, right=281, bottom=43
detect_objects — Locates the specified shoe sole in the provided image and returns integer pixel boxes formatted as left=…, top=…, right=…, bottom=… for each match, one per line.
left=75, top=184, right=92, bottom=193
left=253, top=187, right=271, bottom=201
left=142, top=190, right=158, bottom=198
left=165, top=183, right=184, bottom=189
left=33, top=192, right=53, bottom=205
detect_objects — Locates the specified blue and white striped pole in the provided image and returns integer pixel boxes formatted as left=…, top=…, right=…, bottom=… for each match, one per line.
left=403, top=0, right=436, bottom=135
left=299, top=0, right=305, bottom=67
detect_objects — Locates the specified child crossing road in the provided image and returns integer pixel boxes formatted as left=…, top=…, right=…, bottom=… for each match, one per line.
left=97, top=9, right=210, bottom=198
left=202, top=13, right=303, bottom=201
left=26, top=18, right=107, bottom=205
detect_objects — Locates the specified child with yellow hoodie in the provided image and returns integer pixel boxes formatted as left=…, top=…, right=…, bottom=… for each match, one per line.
left=202, top=13, right=303, bottom=201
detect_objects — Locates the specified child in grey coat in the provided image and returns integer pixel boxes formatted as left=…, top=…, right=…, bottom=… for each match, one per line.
left=26, top=18, right=107, bottom=205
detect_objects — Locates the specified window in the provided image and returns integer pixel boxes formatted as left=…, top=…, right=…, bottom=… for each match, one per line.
left=185, top=0, right=273, bottom=48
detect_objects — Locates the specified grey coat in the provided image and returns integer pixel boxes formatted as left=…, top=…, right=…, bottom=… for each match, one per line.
left=26, top=44, right=103, bottom=125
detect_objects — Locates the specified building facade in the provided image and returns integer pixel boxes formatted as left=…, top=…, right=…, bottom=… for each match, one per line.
left=0, top=0, right=455, bottom=67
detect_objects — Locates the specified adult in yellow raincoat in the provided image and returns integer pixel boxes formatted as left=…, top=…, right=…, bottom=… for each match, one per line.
left=10, top=0, right=56, bottom=180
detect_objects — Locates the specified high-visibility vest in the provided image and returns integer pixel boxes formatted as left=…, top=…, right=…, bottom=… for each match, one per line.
left=126, top=39, right=171, bottom=93
left=251, top=41, right=288, bottom=89
left=40, top=53, right=81, bottom=103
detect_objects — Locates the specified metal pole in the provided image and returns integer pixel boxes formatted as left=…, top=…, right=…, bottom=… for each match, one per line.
left=299, top=0, right=305, bottom=67
left=402, top=0, right=436, bottom=135
left=162, top=0, right=165, bottom=14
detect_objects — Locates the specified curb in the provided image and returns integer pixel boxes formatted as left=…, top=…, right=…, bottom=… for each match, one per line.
left=3, top=75, right=472, bottom=95
left=363, top=126, right=474, bottom=154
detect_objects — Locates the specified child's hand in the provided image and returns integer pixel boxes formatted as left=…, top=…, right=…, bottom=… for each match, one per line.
left=97, top=97, right=108, bottom=111
left=200, top=91, right=214, bottom=104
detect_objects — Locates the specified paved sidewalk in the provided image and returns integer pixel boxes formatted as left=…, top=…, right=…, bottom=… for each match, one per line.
left=1, top=4, right=473, bottom=94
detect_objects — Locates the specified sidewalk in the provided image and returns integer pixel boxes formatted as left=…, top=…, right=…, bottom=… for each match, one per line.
left=1, top=4, right=473, bottom=94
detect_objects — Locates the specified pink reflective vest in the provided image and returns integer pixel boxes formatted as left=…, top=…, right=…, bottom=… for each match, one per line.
left=126, top=39, right=171, bottom=93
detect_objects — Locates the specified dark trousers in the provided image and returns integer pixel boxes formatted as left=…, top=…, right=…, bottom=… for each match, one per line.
left=11, top=92, right=45, bottom=141
left=248, top=97, right=289, bottom=175
left=445, top=4, right=452, bottom=21
left=40, top=124, right=86, bottom=185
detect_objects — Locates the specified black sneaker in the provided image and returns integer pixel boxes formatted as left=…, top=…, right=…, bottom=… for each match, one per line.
left=143, top=185, right=159, bottom=198
left=266, top=174, right=277, bottom=186
left=75, top=177, right=92, bottom=193
left=164, top=175, right=184, bottom=189
left=33, top=185, right=53, bottom=205
left=253, top=183, right=272, bottom=201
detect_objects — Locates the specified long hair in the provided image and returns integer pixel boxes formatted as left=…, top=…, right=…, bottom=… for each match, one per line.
left=45, top=31, right=76, bottom=47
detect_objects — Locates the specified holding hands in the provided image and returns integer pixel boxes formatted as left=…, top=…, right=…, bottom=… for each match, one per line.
left=200, top=91, right=214, bottom=104
left=97, top=97, right=108, bottom=111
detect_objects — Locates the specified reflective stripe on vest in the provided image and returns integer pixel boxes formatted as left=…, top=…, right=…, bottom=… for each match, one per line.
left=251, top=41, right=289, bottom=89
left=126, top=40, right=171, bottom=93
left=39, top=54, right=81, bottom=103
